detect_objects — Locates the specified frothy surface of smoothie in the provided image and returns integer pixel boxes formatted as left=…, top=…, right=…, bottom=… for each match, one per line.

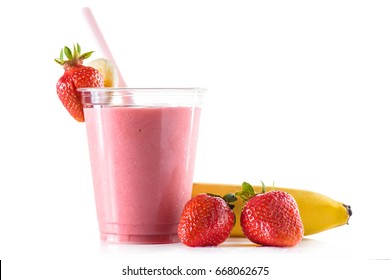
left=84, top=106, right=201, bottom=243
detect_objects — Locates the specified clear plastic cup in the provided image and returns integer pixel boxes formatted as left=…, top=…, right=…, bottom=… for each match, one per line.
left=79, top=88, right=204, bottom=244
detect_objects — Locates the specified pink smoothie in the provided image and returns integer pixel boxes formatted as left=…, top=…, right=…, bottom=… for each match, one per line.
left=84, top=105, right=201, bottom=243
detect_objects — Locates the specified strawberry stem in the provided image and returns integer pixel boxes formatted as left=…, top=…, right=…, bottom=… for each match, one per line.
left=261, top=180, right=266, bottom=194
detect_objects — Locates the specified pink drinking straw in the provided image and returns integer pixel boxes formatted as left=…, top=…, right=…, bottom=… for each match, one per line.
left=82, top=7, right=127, bottom=87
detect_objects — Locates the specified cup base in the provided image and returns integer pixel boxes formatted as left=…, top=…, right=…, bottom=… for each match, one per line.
left=100, top=232, right=180, bottom=244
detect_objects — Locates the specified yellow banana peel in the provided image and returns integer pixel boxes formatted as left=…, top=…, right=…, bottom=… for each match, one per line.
left=192, top=182, right=352, bottom=236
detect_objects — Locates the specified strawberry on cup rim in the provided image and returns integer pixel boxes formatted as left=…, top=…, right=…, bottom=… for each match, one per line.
left=55, top=43, right=115, bottom=122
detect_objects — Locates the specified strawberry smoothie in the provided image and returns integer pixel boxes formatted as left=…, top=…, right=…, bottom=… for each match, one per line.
left=81, top=88, right=203, bottom=243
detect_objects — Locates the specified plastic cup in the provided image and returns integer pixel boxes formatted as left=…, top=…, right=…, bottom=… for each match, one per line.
left=79, top=88, right=204, bottom=244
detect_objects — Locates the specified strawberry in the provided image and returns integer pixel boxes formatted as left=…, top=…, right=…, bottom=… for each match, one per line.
left=177, top=193, right=236, bottom=247
left=55, top=43, right=104, bottom=122
left=237, top=182, right=303, bottom=247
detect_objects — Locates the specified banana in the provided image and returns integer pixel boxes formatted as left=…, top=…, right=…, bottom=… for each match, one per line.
left=192, top=182, right=352, bottom=236
left=87, top=58, right=119, bottom=87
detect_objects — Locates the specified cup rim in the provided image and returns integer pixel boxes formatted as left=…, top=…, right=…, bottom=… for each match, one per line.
left=77, top=87, right=206, bottom=93
left=79, top=87, right=205, bottom=107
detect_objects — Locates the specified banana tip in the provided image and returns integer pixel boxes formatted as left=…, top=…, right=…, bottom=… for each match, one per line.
left=343, top=204, right=352, bottom=225
left=343, top=204, right=352, bottom=216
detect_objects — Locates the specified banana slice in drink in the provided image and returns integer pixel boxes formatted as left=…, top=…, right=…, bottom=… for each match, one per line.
left=87, top=58, right=119, bottom=87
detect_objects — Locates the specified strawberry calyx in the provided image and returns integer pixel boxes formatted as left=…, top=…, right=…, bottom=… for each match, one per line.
left=235, top=181, right=266, bottom=203
left=223, top=181, right=268, bottom=205
left=206, top=192, right=237, bottom=210
left=54, top=43, right=94, bottom=70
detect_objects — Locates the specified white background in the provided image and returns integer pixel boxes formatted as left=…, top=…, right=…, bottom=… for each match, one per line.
left=1, top=0, right=389, bottom=279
